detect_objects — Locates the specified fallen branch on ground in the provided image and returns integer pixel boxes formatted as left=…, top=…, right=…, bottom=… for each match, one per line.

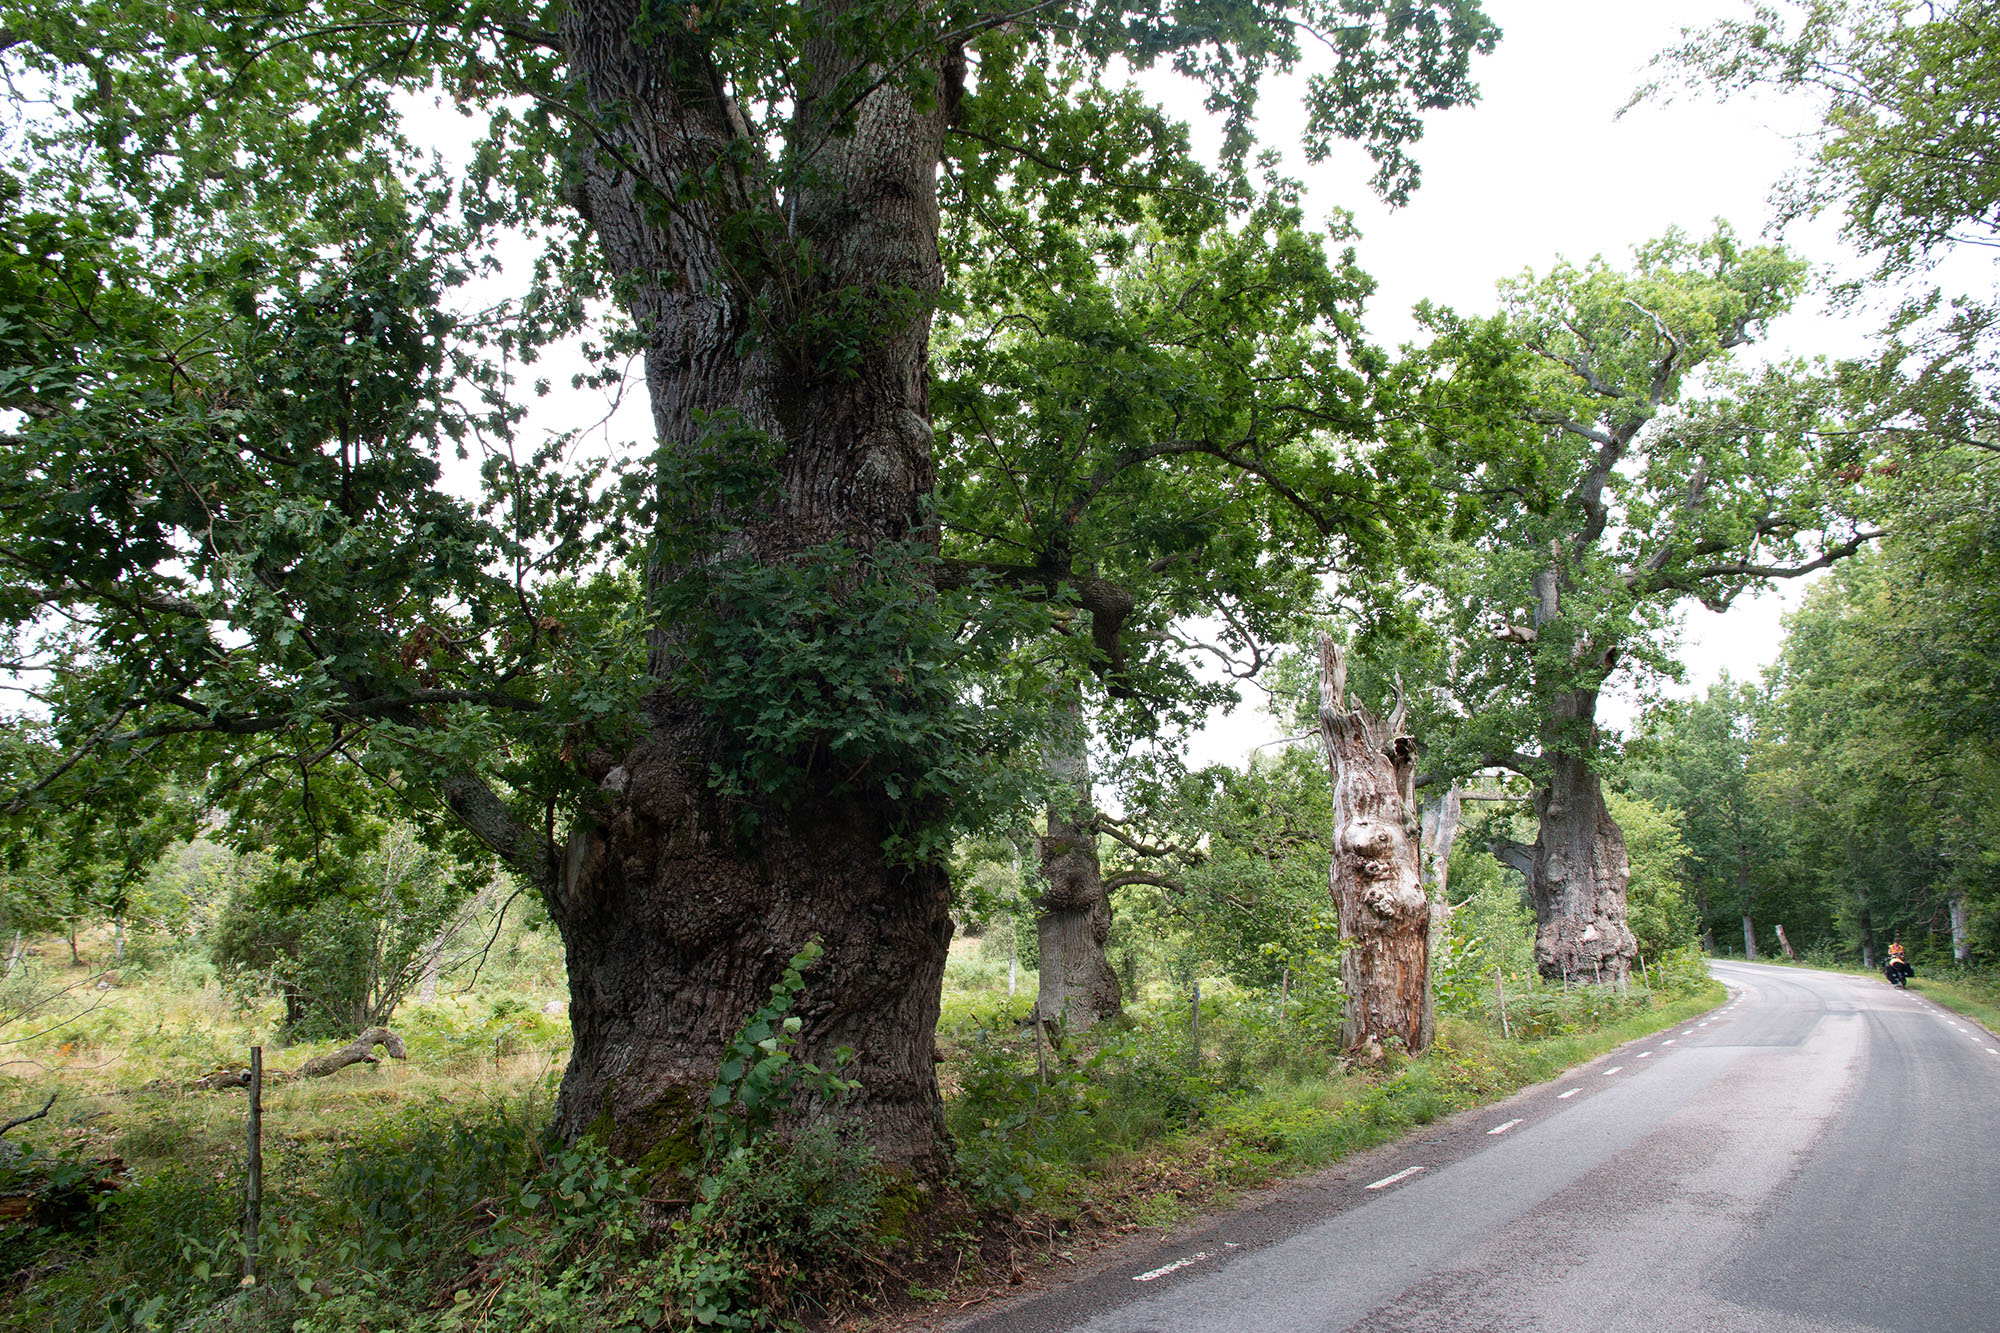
left=176, top=1027, right=409, bottom=1091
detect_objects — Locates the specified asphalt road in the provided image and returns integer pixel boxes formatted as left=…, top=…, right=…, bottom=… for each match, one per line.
left=949, top=961, right=2000, bottom=1333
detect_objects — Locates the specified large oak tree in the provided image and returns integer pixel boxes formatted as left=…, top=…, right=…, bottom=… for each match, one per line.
left=1384, top=229, right=1880, bottom=984
left=0, top=0, right=1497, bottom=1173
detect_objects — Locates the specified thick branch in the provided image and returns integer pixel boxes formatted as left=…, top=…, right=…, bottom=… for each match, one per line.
left=441, top=774, right=556, bottom=890
left=1491, top=837, right=1535, bottom=880
left=1630, top=529, right=1883, bottom=600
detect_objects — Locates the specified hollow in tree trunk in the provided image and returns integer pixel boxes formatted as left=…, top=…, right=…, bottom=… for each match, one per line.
left=1033, top=686, right=1120, bottom=1034
left=1316, top=635, right=1431, bottom=1059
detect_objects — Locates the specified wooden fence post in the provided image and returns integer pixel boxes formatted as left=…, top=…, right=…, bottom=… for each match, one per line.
left=1190, top=981, right=1201, bottom=1067
left=244, top=1046, right=263, bottom=1282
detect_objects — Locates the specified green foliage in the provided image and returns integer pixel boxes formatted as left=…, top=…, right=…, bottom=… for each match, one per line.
left=207, top=827, right=481, bottom=1039
left=1101, top=748, right=1345, bottom=1011
left=1605, top=791, right=1701, bottom=963
left=1750, top=489, right=2000, bottom=963
left=700, top=942, right=859, bottom=1162
left=1654, top=0, right=2000, bottom=274
left=1338, top=226, right=1878, bottom=803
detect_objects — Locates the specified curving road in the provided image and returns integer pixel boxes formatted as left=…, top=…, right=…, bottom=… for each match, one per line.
left=949, top=962, right=2000, bottom=1333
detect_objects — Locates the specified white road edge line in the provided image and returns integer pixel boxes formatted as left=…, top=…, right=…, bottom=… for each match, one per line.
left=1662, top=1039, right=1676, bottom=1045
left=1638, top=1051, right=1653, bottom=1058
left=1558, top=1088, right=1581, bottom=1099
left=1487, top=1119, right=1523, bottom=1135
left=1366, top=1166, right=1427, bottom=1191
left=1603, top=1066, right=1625, bottom=1076
left=1134, top=1253, right=1211, bottom=1282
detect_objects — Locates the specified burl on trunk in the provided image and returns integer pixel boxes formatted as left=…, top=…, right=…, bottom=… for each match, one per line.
left=540, top=0, right=958, bottom=1175
left=1316, top=634, right=1431, bottom=1059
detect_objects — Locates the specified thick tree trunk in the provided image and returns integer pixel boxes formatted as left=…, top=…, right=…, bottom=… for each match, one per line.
left=1738, top=844, right=1757, bottom=959
left=1317, top=636, right=1430, bottom=1059
left=1033, top=687, right=1120, bottom=1034
left=546, top=2, right=957, bottom=1174
left=1527, top=692, right=1637, bottom=986
left=1951, top=889, right=1971, bottom=964
left=555, top=773, right=953, bottom=1173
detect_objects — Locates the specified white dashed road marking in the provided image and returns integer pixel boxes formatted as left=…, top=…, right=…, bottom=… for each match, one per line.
left=1558, top=1089, right=1581, bottom=1099
left=1603, top=1066, right=1625, bottom=1076
left=1487, top=1119, right=1523, bottom=1135
left=1638, top=1052, right=1653, bottom=1059
left=1366, top=1166, right=1427, bottom=1191
left=1134, top=1254, right=1210, bottom=1282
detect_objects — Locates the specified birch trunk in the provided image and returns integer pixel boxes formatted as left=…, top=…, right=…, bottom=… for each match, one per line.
left=1316, top=635, right=1430, bottom=1059
left=1951, top=889, right=1971, bottom=964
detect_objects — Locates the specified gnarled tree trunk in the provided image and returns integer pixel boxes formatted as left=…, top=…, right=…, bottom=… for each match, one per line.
left=540, top=0, right=957, bottom=1175
left=1317, top=635, right=1430, bottom=1059
left=1525, top=689, right=1637, bottom=986
left=1738, top=839, right=1758, bottom=959
left=1033, top=684, right=1120, bottom=1034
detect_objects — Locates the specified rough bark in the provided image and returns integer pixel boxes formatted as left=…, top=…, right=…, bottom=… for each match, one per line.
left=1525, top=691, right=1637, bottom=985
left=535, top=2, right=959, bottom=1175
left=1738, top=840, right=1758, bottom=960
left=1033, top=686, right=1120, bottom=1034
left=294, top=1027, right=408, bottom=1080
left=1317, top=635, right=1431, bottom=1059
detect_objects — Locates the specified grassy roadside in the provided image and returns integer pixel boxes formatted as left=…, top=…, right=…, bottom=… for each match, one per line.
left=1909, top=975, right=2000, bottom=1035
left=1032, top=982, right=1731, bottom=1226
left=0, top=965, right=1725, bottom=1333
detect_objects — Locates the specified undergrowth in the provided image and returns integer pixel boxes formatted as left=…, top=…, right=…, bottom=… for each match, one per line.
left=0, top=946, right=1720, bottom=1332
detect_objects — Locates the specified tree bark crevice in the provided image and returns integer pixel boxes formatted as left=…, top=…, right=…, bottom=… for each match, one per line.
left=1317, top=635, right=1430, bottom=1058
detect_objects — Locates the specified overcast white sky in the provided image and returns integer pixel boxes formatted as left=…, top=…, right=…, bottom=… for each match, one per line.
left=1169, top=0, right=1875, bottom=766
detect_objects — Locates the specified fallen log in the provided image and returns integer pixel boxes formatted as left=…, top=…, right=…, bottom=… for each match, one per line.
left=174, top=1028, right=408, bottom=1092
left=294, top=1026, right=407, bottom=1080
